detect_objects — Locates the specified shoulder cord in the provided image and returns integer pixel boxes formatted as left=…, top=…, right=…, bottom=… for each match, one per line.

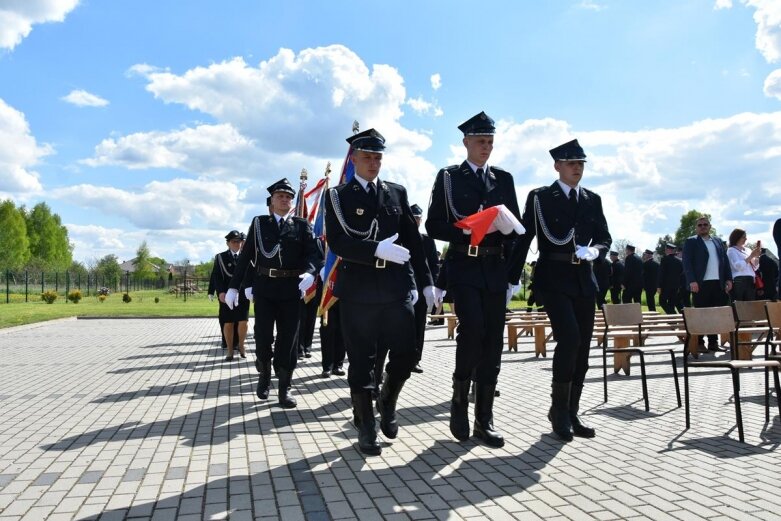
left=443, top=169, right=469, bottom=220
left=328, top=189, right=379, bottom=241
left=534, top=194, right=575, bottom=247
left=255, top=216, right=282, bottom=262
left=216, top=253, right=232, bottom=278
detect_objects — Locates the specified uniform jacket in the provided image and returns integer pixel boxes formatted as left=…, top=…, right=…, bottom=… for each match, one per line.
left=425, top=161, right=521, bottom=292
left=592, top=257, right=611, bottom=294
left=509, top=182, right=611, bottom=297
left=420, top=234, right=440, bottom=290
left=682, top=235, right=732, bottom=288
left=759, top=253, right=779, bottom=293
left=623, top=253, right=644, bottom=291
left=210, top=249, right=243, bottom=295
left=230, top=215, right=318, bottom=300
left=610, top=261, right=624, bottom=290
left=642, top=258, right=659, bottom=290
left=657, top=254, right=683, bottom=294
left=324, top=177, right=433, bottom=304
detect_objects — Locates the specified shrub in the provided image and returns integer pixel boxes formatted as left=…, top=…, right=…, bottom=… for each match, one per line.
left=41, top=290, right=58, bottom=304
left=122, top=293, right=132, bottom=303
left=98, top=294, right=107, bottom=303
left=67, top=290, right=83, bottom=303
left=98, top=287, right=110, bottom=296
left=154, top=297, right=160, bottom=303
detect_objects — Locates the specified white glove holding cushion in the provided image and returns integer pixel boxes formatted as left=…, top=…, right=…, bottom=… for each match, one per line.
left=410, top=289, right=419, bottom=306
left=298, top=273, right=315, bottom=297
left=225, top=288, right=239, bottom=310
left=423, top=285, right=436, bottom=310
left=208, top=294, right=214, bottom=302
left=319, top=267, right=325, bottom=280
left=244, top=287, right=253, bottom=301
left=374, top=233, right=410, bottom=264
left=506, top=283, right=520, bottom=306
left=575, top=245, right=600, bottom=261
left=433, top=287, right=445, bottom=308
left=495, top=205, right=526, bottom=235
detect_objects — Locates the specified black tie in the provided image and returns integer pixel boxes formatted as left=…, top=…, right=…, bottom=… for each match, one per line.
left=568, top=188, right=578, bottom=210
left=233, top=253, right=238, bottom=262
left=367, top=181, right=377, bottom=199
left=476, top=167, right=485, bottom=185
left=278, top=218, right=285, bottom=231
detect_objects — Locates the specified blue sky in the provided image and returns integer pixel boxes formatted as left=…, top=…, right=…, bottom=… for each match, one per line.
left=1, top=0, right=780, bottom=264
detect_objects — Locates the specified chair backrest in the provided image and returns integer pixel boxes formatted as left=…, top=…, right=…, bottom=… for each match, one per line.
left=766, top=301, right=781, bottom=332
left=602, top=303, right=643, bottom=327
left=683, top=306, right=736, bottom=336
left=733, top=299, right=769, bottom=325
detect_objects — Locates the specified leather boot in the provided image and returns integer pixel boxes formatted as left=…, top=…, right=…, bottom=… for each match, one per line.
left=450, top=377, right=471, bottom=441
left=377, top=374, right=406, bottom=439
left=372, top=363, right=384, bottom=400
left=256, top=360, right=271, bottom=400
left=569, top=383, right=595, bottom=438
left=549, top=381, right=573, bottom=442
left=277, top=368, right=297, bottom=409
left=351, top=392, right=381, bottom=455
left=473, top=382, right=505, bottom=448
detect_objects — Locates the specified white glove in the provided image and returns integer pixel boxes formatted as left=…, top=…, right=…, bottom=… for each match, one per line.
left=298, top=273, right=315, bottom=298
left=244, top=287, right=253, bottom=301
left=495, top=205, right=525, bottom=235
left=374, top=233, right=410, bottom=264
left=410, top=289, right=419, bottom=305
left=319, top=267, right=325, bottom=280
left=208, top=294, right=214, bottom=302
left=575, top=245, right=600, bottom=261
left=462, top=228, right=472, bottom=235
left=423, top=285, right=436, bottom=310
left=433, top=287, right=445, bottom=308
left=506, top=283, right=520, bottom=306
left=225, top=288, right=239, bottom=310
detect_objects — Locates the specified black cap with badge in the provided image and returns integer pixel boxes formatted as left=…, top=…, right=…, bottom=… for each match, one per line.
left=267, top=178, right=296, bottom=197
left=549, top=139, right=587, bottom=162
left=410, top=204, right=423, bottom=217
left=458, top=111, right=496, bottom=136
left=347, top=128, right=386, bottom=152
left=225, top=230, right=242, bottom=241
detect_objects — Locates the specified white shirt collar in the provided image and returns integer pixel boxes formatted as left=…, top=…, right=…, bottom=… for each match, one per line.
left=466, top=160, right=488, bottom=174
left=354, top=174, right=379, bottom=192
left=272, top=212, right=287, bottom=224
left=557, top=180, right=580, bottom=199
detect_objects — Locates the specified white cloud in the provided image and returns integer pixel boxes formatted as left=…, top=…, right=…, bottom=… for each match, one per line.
left=62, top=89, right=109, bottom=107
left=51, top=178, right=249, bottom=231
left=0, top=0, right=79, bottom=50
left=578, top=1, right=606, bottom=11
left=745, top=0, right=781, bottom=63
left=714, top=0, right=733, bottom=9
left=430, top=73, right=441, bottom=90
left=406, top=96, right=443, bottom=117
left=0, top=98, right=51, bottom=193
left=765, top=68, right=781, bottom=99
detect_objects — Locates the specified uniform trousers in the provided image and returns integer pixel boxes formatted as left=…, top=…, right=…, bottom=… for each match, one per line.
left=299, top=282, right=321, bottom=350
left=340, top=298, right=416, bottom=392
left=610, top=287, right=622, bottom=304
left=691, top=279, right=729, bottom=345
left=644, top=287, right=657, bottom=311
left=253, top=295, right=299, bottom=373
left=540, top=289, right=595, bottom=386
left=659, top=290, right=678, bottom=315
left=621, top=287, right=642, bottom=304
left=450, top=285, right=505, bottom=384
left=320, top=301, right=346, bottom=371
left=413, top=293, right=429, bottom=363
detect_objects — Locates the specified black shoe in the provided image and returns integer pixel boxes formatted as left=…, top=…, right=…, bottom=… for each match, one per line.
left=450, top=377, right=471, bottom=442
left=277, top=368, right=297, bottom=409
left=550, top=382, right=573, bottom=442
left=332, top=366, right=345, bottom=376
left=224, top=355, right=234, bottom=361
left=304, top=346, right=312, bottom=358
left=570, top=384, right=596, bottom=438
left=352, top=392, right=381, bottom=456
left=411, top=364, right=423, bottom=374
left=320, top=370, right=332, bottom=378
left=708, top=344, right=726, bottom=352
left=377, top=375, right=406, bottom=439
left=473, top=383, right=504, bottom=448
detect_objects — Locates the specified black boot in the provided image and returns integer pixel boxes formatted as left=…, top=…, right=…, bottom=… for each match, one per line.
left=549, top=381, right=573, bottom=442
left=450, top=377, right=471, bottom=441
left=352, top=392, right=381, bottom=455
left=473, top=382, right=505, bottom=448
left=372, top=364, right=384, bottom=400
left=277, top=368, right=297, bottom=409
left=256, top=360, right=271, bottom=400
left=569, top=384, right=595, bottom=438
left=377, top=374, right=406, bottom=439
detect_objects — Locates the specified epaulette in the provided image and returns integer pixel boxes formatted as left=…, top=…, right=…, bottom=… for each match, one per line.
left=489, top=165, right=509, bottom=174
left=443, top=164, right=460, bottom=172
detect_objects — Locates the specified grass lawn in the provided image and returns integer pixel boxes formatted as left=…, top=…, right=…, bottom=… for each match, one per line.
left=0, top=290, right=218, bottom=329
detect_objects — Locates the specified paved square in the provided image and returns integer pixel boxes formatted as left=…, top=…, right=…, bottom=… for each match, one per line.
left=1, top=316, right=780, bottom=520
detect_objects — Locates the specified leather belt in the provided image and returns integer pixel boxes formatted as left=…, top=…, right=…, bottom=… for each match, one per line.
left=448, top=243, right=503, bottom=257
left=257, top=267, right=304, bottom=278
left=539, top=251, right=582, bottom=265
left=344, top=259, right=388, bottom=269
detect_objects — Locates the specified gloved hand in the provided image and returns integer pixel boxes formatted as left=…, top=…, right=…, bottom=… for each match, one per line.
left=374, top=233, right=410, bottom=264
left=208, top=294, right=214, bottom=302
left=423, top=285, right=436, bottom=310
left=575, top=245, right=600, bottom=261
left=462, top=228, right=472, bottom=235
left=410, top=289, right=419, bottom=305
left=298, top=273, right=315, bottom=298
left=495, top=205, right=525, bottom=235
left=319, top=267, right=325, bottom=280
left=433, top=287, right=445, bottom=308
left=506, top=283, right=520, bottom=306
left=244, top=287, right=253, bottom=301
left=225, top=288, right=239, bottom=310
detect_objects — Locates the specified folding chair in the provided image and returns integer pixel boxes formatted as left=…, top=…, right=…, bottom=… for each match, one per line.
left=683, top=306, right=781, bottom=443
left=601, top=303, right=681, bottom=411
left=763, top=301, right=781, bottom=395
left=732, top=300, right=770, bottom=360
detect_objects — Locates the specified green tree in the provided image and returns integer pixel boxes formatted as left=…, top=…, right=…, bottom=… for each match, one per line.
left=194, top=258, right=215, bottom=279
left=24, top=202, right=73, bottom=271
left=133, top=241, right=154, bottom=281
left=95, top=254, right=122, bottom=290
left=654, top=234, right=675, bottom=256
left=0, top=200, right=30, bottom=270
left=673, top=210, right=718, bottom=245
left=69, top=260, right=88, bottom=281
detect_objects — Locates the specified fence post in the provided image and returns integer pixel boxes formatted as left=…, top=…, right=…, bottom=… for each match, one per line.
left=65, top=271, right=70, bottom=299
left=25, top=270, right=28, bottom=302
left=41, top=271, right=44, bottom=295
left=5, top=270, right=8, bottom=304
left=183, top=267, right=187, bottom=302
left=55, top=272, right=59, bottom=294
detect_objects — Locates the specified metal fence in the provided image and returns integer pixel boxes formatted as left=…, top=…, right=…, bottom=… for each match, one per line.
left=2, top=270, right=206, bottom=303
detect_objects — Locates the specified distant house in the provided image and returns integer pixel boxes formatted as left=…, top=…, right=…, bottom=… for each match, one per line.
left=118, top=258, right=160, bottom=274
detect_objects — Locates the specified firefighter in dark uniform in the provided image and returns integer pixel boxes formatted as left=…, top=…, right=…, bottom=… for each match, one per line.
left=225, top=178, right=319, bottom=408
left=622, top=244, right=643, bottom=304
left=642, top=249, right=659, bottom=311
left=592, top=256, right=610, bottom=310
left=208, top=230, right=250, bottom=360
left=425, top=111, right=522, bottom=448
left=759, top=248, right=778, bottom=300
left=509, top=139, right=612, bottom=442
left=609, top=251, right=623, bottom=303
left=323, top=129, right=434, bottom=456
left=657, top=242, right=683, bottom=314
left=298, top=237, right=325, bottom=359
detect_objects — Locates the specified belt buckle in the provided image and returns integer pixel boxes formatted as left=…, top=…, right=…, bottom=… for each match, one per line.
left=375, top=259, right=386, bottom=269
left=571, top=253, right=581, bottom=265
left=467, top=245, right=479, bottom=257
left=268, top=268, right=278, bottom=278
